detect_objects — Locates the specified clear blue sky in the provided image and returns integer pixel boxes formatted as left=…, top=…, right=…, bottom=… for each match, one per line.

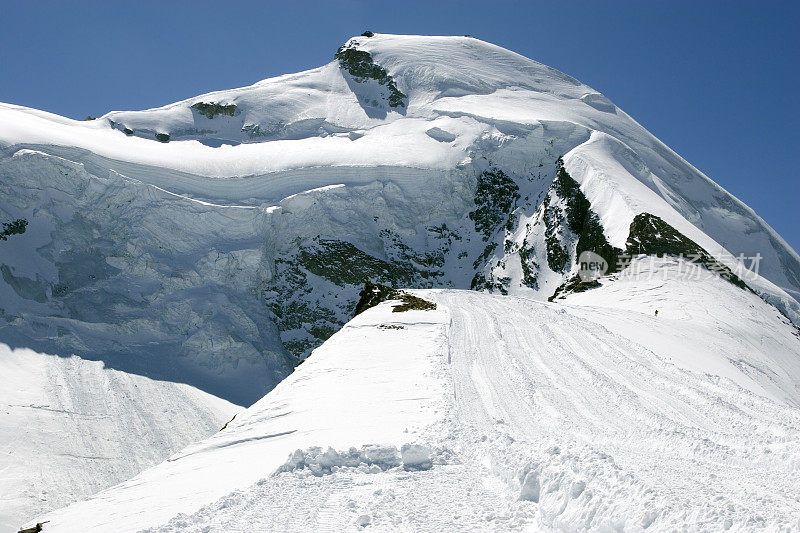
left=1, top=1, right=797, bottom=251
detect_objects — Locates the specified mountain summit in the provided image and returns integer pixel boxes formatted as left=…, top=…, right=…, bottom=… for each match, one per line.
left=2, top=34, right=799, bottom=531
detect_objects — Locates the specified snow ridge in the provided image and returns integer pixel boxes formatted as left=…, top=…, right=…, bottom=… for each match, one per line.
left=29, top=268, right=800, bottom=531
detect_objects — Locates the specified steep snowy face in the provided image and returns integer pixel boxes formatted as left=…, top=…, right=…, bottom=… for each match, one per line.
left=27, top=267, right=800, bottom=532
left=0, top=33, right=798, bottom=406
left=0, top=149, right=291, bottom=406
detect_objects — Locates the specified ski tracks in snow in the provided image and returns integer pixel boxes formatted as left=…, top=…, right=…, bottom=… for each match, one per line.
left=436, top=291, right=800, bottom=530
left=87, top=290, right=800, bottom=532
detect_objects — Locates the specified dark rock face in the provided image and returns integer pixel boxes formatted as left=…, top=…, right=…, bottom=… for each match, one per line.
left=625, top=213, right=749, bottom=290
left=334, top=45, right=407, bottom=108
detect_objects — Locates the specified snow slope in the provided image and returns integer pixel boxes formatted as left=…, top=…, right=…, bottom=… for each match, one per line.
left=0, top=344, right=239, bottom=532
left=28, top=259, right=800, bottom=532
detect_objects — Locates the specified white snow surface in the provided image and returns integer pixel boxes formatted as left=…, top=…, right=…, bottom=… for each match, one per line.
left=29, top=261, right=800, bottom=532
left=0, top=344, right=239, bottom=532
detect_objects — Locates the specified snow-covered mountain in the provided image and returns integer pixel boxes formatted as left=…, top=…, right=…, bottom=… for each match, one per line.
left=1, top=33, right=799, bottom=531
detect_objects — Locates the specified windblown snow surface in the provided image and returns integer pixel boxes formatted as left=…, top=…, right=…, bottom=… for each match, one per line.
left=0, top=345, right=239, bottom=532
left=27, top=258, right=800, bottom=532
left=2, top=33, right=800, bottom=531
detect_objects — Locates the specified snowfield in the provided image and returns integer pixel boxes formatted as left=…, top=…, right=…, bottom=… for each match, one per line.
left=0, top=344, right=239, bottom=532
left=25, top=259, right=800, bottom=532
left=2, top=32, right=800, bottom=532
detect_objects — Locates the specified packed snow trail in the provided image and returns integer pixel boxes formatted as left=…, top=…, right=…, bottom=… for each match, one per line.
left=28, top=266, right=800, bottom=532
left=439, top=290, right=799, bottom=530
